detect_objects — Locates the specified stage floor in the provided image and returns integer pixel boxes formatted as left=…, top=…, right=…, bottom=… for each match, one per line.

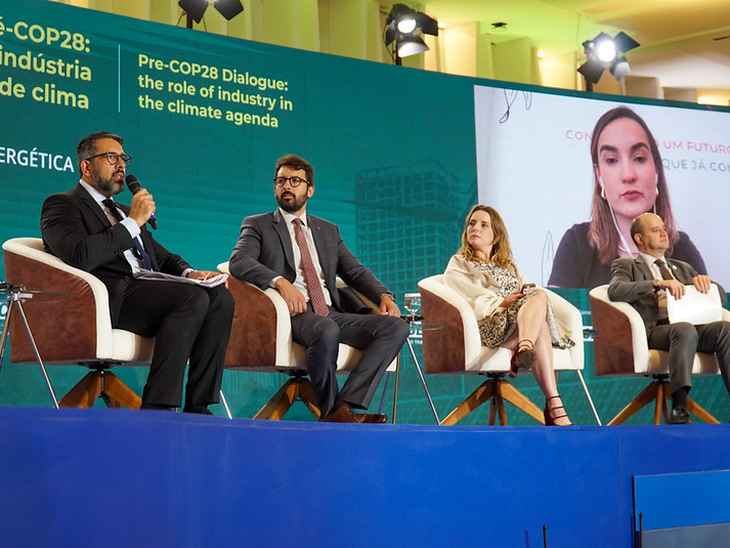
left=1, top=407, right=729, bottom=547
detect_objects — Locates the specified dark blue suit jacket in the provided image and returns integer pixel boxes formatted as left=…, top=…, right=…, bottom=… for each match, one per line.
left=40, top=183, right=190, bottom=323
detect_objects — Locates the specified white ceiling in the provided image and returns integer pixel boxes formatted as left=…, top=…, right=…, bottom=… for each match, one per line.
left=422, top=0, right=730, bottom=89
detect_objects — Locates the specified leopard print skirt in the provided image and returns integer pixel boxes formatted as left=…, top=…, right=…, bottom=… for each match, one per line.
left=478, top=291, right=574, bottom=349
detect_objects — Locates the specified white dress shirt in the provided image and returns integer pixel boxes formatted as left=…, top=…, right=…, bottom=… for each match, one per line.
left=276, top=207, right=331, bottom=306
left=639, top=251, right=675, bottom=282
left=79, top=180, right=145, bottom=273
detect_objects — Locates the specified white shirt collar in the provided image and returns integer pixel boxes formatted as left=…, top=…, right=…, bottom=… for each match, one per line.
left=639, top=251, right=666, bottom=268
left=278, top=207, right=308, bottom=227
left=79, top=179, right=111, bottom=208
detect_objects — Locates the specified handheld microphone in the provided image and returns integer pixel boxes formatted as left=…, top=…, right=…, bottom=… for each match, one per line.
left=125, top=174, right=157, bottom=230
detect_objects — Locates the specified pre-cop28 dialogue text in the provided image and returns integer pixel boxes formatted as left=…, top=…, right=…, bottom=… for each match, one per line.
left=137, top=53, right=293, bottom=128
left=0, top=16, right=93, bottom=109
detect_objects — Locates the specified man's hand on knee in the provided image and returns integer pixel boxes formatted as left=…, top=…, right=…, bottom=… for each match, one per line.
left=379, top=293, right=400, bottom=316
left=275, top=278, right=308, bottom=316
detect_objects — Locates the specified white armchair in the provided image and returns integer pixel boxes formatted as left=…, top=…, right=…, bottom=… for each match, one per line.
left=418, top=274, right=599, bottom=425
left=217, top=262, right=395, bottom=420
left=589, top=284, right=727, bottom=425
left=1, top=237, right=154, bottom=408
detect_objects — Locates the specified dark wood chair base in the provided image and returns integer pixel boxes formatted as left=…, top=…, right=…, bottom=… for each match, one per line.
left=253, top=372, right=322, bottom=420
left=59, top=369, right=142, bottom=409
left=440, top=374, right=545, bottom=426
left=608, top=378, right=719, bottom=425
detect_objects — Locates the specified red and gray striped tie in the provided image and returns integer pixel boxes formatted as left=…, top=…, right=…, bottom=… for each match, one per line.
left=292, top=218, right=329, bottom=316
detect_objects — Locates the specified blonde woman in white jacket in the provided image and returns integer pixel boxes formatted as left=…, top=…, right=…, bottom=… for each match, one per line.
left=444, top=205, right=574, bottom=426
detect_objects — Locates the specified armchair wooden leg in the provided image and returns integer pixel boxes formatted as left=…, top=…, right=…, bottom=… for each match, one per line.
left=59, top=372, right=102, bottom=408
left=488, top=394, right=501, bottom=426
left=298, top=379, right=322, bottom=420
left=102, top=373, right=142, bottom=409
left=254, top=377, right=322, bottom=421
left=661, top=382, right=720, bottom=424
left=59, top=371, right=142, bottom=409
left=498, top=380, right=545, bottom=424
left=608, top=382, right=660, bottom=426
left=653, top=381, right=667, bottom=425
left=491, top=383, right=508, bottom=425
left=440, top=379, right=495, bottom=426
left=610, top=380, right=720, bottom=425
left=664, top=387, right=719, bottom=424
left=686, top=398, right=720, bottom=424
left=254, top=380, right=299, bottom=420
left=440, top=377, right=544, bottom=426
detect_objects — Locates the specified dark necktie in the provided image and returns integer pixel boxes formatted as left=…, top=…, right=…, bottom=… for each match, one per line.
left=102, top=199, right=153, bottom=270
left=292, top=218, right=329, bottom=316
left=654, top=259, right=672, bottom=322
left=655, top=259, right=674, bottom=281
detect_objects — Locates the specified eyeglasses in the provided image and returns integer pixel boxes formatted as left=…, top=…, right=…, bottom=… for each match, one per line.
left=85, top=152, right=132, bottom=166
left=273, top=176, right=307, bottom=188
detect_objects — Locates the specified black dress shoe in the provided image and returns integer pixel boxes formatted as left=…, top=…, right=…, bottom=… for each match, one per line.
left=140, top=403, right=177, bottom=412
left=183, top=406, right=214, bottom=415
left=668, top=407, right=695, bottom=425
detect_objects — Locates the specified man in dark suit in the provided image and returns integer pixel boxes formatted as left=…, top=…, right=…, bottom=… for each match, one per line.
left=608, top=212, right=730, bottom=424
left=229, top=154, right=409, bottom=423
left=40, top=131, right=234, bottom=414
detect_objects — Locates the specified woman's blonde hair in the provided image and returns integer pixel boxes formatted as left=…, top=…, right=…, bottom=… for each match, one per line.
left=458, top=205, right=514, bottom=269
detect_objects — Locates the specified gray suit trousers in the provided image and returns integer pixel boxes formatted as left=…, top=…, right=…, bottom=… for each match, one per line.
left=290, top=305, right=410, bottom=417
left=647, top=320, right=730, bottom=396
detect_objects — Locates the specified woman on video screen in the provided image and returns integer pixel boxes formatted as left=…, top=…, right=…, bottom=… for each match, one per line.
left=548, top=106, right=705, bottom=289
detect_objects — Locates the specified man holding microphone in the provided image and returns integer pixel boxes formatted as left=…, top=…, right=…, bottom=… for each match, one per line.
left=40, top=131, right=233, bottom=414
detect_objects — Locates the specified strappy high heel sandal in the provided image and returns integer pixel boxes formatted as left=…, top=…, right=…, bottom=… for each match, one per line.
left=544, top=395, right=572, bottom=426
left=509, top=339, right=535, bottom=378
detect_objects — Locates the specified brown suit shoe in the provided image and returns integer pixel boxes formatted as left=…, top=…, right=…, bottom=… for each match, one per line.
left=358, top=412, right=388, bottom=423
left=321, top=404, right=356, bottom=422
left=321, top=403, right=388, bottom=424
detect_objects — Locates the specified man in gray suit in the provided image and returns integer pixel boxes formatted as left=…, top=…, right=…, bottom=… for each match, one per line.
left=229, top=154, right=409, bottom=423
left=608, top=212, right=730, bottom=424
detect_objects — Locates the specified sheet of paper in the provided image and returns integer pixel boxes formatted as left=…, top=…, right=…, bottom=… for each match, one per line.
left=134, top=269, right=228, bottom=288
left=667, top=284, right=723, bottom=325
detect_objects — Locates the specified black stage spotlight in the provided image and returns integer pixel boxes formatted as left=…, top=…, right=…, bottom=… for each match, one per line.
left=214, top=0, right=244, bottom=20
left=179, top=0, right=244, bottom=27
left=384, top=3, right=439, bottom=65
left=178, top=0, right=208, bottom=24
left=385, top=4, right=417, bottom=48
left=578, top=31, right=639, bottom=90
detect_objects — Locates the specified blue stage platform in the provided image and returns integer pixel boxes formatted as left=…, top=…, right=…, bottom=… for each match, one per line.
left=1, top=407, right=729, bottom=547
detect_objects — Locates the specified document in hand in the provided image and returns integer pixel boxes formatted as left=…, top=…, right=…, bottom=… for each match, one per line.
left=134, top=269, right=228, bottom=288
left=667, top=284, right=723, bottom=325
